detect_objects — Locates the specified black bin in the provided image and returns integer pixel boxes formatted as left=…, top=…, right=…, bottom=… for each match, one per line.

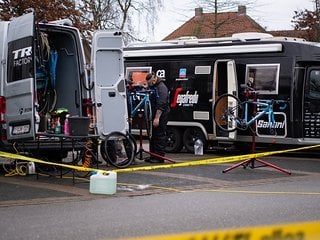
left=68, top=117, right=90, bottom=136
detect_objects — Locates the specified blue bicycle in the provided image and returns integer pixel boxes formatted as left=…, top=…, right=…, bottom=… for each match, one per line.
left=128, top=89, right=155, bottom=138
left=213, top=93, right=288, bottom=132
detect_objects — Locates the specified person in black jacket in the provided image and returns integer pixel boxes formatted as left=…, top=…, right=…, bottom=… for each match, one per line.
left=145, top=72, right=170, bottom=163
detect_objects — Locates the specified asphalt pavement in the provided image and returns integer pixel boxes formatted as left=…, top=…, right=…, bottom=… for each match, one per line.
left=0, top=149, right=320, bottom=239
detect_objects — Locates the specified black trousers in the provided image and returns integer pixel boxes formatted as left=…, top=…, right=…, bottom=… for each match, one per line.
left=149, top=109, right=169, bottom=158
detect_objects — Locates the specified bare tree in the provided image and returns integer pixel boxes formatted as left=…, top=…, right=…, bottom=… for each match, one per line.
left=0, top=0, right=91, bottom=33
left=78, top=0, right=163, bottom=43
left=0, top=0, right=163, bottom=43
left=191, top=0, right=257, bottom=37
left=292, top=0, right=320, bottom=41
left=0, top=0, right=80, bottom=21
left=77, top=0, right=118, bottom=30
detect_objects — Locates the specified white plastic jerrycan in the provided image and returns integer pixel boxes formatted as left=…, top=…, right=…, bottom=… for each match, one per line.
left=90, top=171, right=117, bottom=195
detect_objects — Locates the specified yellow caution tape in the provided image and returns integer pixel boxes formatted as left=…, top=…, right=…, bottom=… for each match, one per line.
left=117, top=220, right=320, bottom=240
left=0, top=151, right=102, bottom=173
left=0, top=144, right=320, bottom=174
left=114, top=144, right=320, bottom=173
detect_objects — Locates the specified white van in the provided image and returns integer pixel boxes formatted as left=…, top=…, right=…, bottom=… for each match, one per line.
left=0, top=11, right=128, bottom=160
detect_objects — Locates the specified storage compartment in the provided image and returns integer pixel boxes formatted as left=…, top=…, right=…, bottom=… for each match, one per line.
left=68, top=116, right=90, bottom=136
left=36, top=27, right=85, bottom=132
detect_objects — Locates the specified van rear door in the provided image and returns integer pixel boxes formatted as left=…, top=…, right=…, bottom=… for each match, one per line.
left=5, top=12, right=36, bottom=140
left=91, top=31, right=128, bottom=136
left=213, top=60, right=238, bottom=139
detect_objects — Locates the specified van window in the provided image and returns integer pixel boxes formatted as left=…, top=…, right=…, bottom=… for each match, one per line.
left=7, top=37, right=34, bottom=83
left=309, top=70, right=320, bottom=98
left=245, top=64, right=280, bottom=94
left=126, top=67, right=152, bottom=86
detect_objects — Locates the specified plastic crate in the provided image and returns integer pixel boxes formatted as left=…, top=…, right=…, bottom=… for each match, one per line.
left=68, top=117, right=90, bottom=136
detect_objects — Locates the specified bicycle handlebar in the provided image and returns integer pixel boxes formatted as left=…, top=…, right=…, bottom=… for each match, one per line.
left=273, top=100, right=288, bottom=110
left=129, top=89, right=155, bottom=95
left=250, top=99, right=289, bottom=110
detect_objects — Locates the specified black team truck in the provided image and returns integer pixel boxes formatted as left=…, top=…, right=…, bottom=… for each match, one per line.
left=124, top=33, right=320, bottom=152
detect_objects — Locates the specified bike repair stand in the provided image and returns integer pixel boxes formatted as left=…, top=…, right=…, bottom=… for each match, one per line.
left=222, top=91, right=291, bottom=175
left=135, top=114, right=175, bottom=163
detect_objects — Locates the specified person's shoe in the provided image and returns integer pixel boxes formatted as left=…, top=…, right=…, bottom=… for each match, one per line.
left=144, top=157, right=151, bottom=163
left=148, top=158, right=164, bottom=163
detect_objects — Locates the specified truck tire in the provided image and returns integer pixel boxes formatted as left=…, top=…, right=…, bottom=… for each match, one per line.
left=165, top=127, right=183, bottom=153
left=182, top=127, right=206, bottom=153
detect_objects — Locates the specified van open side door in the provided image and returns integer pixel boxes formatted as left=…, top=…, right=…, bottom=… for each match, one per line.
left=213, top=60, right=238, bottom=140
left=91, top=31, right=128, bottom=136
left=4, top=12, right=36, bottom=140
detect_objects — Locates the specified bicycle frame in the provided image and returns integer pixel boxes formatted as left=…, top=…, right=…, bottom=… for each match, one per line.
left=242, top=100, right=274, bottom=127
left=131, top=93, right=149, bottom=117
left=128, top=89, right=155, bottom=138
left=129, top=90, right=154, bottom=117
left=236, top=97, right=288, bottom=131
left=214, top=92, right=289, bottom=134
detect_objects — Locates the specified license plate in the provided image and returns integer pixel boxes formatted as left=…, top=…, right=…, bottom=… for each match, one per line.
left=12, top=124, right=30, bottom=135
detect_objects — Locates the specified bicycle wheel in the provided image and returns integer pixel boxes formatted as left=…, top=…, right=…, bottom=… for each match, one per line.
left=37, top=88, right=57, bottom=114
left=144, top=100, right=153, bottom=138
left=128, top=133, right=137, bottom=157
left=37, top=87, right=49, bottom=114
left=47, top=88, right=57, bottom=112
left=102, top=131, right=135, bottom=168
left=213, top=94, right=243, bottom=132
left=100, top=140, right=108, bottom=162
left=100, top=133, right=137, bottom=164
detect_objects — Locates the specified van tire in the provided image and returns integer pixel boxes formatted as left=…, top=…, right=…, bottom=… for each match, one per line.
left=165, top=127, right=183, bottom=153
left=183, top=127, right=205, bottom=153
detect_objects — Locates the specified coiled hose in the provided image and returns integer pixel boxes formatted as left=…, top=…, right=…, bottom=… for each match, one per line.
left=82, top=139, right=93, bottom=168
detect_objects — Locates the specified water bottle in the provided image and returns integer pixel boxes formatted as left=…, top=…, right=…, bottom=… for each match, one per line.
left=35, top=112, right=40, bottom=132
left=64, top=114, right=69, bottom=135
left=194, top=138, right=203, bottom=156
left=55, top=117, right=61, bottom=134
left=46, top=114, right=52, bottom=132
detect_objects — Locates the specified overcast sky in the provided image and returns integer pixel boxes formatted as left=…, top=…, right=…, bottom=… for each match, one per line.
left=152, top=0, right=314, bottom=41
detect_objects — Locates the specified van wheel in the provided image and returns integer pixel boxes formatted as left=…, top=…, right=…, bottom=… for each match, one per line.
left=165, top=127, right=183, bottom=153
left=182, top=128, right=205, bottom=153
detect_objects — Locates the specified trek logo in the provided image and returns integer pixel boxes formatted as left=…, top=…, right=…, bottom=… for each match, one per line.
left=12, top=46, right=32, bottom=67
left=170, top=88, right=199, bottom=107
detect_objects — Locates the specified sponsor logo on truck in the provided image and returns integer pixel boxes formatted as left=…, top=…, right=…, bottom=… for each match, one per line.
left=256, top=112, right=287, bottom=138
left=170, top=88, right=199, bottom=107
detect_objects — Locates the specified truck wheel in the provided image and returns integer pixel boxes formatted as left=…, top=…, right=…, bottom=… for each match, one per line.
left=182, top=128, right=205, bottom=153
left=165, top=127, right=183, bottom=153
